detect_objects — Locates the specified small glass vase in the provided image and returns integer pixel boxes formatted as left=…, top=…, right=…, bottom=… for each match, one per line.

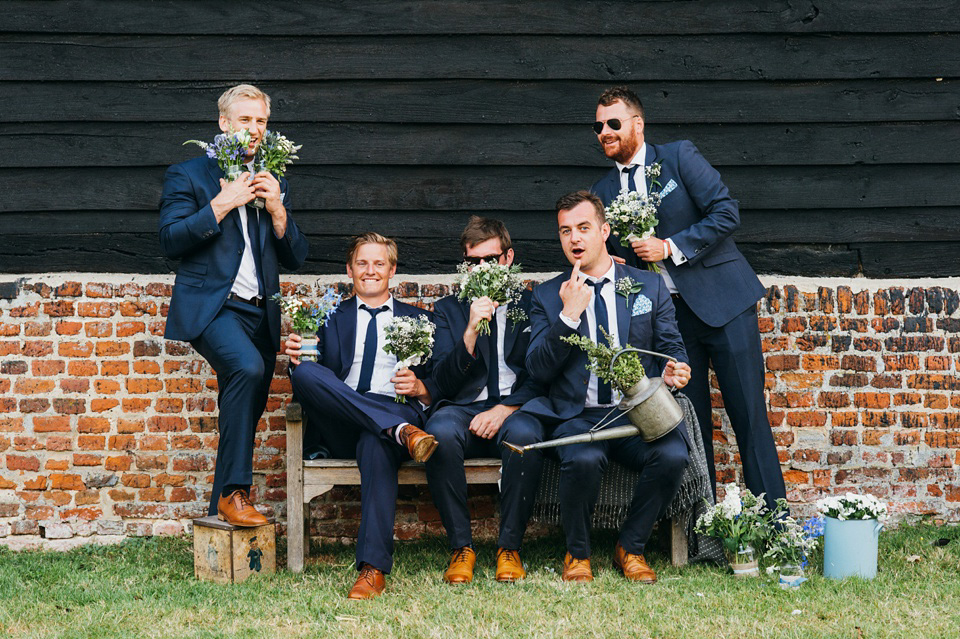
left=299, top=331, right=318, bottom=363
left=224, top=165, right=243, bottom=182
left=778, top=562, right=807, bottom=589
left=727, top=544, right=759, bottom=578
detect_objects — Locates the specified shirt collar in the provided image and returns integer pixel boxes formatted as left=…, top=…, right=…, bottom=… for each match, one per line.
left=357, top=295, right=394, bottom=313
left=614, top=142, right=647, bottom=174
left=587, top=257, right=617, bottom=285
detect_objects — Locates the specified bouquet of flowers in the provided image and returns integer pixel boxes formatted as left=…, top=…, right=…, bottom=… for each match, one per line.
left=763, top=501, right=822, bottom=569
left=696, top=483, right=773, bottom=562
left=560, top=327, right=646, bottom=394
left=184, top=130, right=252, bottom=181
left=816, top=492, right=889, bottom=521
left=270, top=288, right=342, bottom=363
left=455, top=261, right=527, bottom=335
left=382, top=314, right=436, bottom=402
left=255, top=130, right=301, bottom=178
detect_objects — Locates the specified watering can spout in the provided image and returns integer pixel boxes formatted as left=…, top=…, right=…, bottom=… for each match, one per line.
left=502, top=441, right=526, bottom=455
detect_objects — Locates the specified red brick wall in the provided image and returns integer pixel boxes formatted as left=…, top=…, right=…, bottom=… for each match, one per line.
left=1, top=274, right=958, bottom=549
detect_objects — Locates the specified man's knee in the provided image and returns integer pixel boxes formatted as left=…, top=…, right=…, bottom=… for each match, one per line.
left=499, top=413, right=543, bottom=447
left=425, top=408, right=468, bottom=448
left=560, top=446, right=607, bottom=481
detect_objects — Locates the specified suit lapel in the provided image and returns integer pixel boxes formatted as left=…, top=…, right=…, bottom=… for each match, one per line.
left=614, top=264, right=632, bottom=346
left=335, top=298, right=358, bottom=374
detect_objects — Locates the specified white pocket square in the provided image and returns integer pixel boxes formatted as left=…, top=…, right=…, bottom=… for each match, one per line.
left=632, top=294, right=653, bottom=316
left=522, top=326, right=531, bottom=333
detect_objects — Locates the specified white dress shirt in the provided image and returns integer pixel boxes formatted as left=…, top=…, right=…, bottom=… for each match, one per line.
left=344, top=296, right=398, bottom=397
left=472, top=303, right=518, bottom=403
left=615, top=144, right=686, bottom=294
left=559, top=258, right=621, bottom=408
left=230, top=161, right=261, bottom=300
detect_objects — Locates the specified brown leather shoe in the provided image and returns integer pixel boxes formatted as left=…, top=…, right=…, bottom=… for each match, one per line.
left=347, top=564, right=386, bottom=600
left=217, top=489, right=269, bottom=527
left=399, top=424, right=438, bottom=462
left=613, top=543, right=657, bottom=584
left=496, top=548, right=526, bottom=582
left=443, top=546, right=476, bottom=584
left=561, top=552, right=594, bottom=582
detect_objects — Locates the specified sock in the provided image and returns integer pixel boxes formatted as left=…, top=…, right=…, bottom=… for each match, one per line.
left=222, top=484, right=247, bottom=498
left=394, top=423, right=409, bottom=445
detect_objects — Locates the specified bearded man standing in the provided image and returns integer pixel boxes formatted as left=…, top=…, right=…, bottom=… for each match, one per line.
left=589, top=86, right=785, bottom=508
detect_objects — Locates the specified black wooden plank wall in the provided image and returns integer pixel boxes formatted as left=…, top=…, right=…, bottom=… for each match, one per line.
left=1, top=0, right=959, bottom=277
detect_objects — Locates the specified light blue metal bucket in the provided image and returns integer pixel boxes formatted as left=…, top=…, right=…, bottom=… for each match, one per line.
left=823, top=516, right=883, bottom=579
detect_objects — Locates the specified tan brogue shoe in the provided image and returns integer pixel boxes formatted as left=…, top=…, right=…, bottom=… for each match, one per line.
left=613, top=543, right=657, bottom=584
left=443, top=546, right=476, bottom=584
left=561, top=552, right=594, bottom=582
left=495, top=548, right=526, bottom=582
left=217, top=489, right=269, bottom=527
left=347, top=564, right=386, bottom=600
left=399, top=424, right=438, bottom=462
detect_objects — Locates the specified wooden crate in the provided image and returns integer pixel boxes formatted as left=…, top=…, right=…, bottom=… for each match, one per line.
left=193, top=515, right=276, bottom=584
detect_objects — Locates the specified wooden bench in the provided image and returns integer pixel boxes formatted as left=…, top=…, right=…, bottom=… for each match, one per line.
left=285, top=402, right=688, bottom=572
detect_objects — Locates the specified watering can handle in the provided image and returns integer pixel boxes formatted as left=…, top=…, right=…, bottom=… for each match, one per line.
left=609, top=348, right=679, bottom=378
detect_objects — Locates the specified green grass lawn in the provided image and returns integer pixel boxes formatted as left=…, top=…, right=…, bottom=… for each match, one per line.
left=1, top=524, right=958, bottom=639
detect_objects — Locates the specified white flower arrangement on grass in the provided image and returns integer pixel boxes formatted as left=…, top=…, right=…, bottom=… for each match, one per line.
left=816, top=492, right=889, bottom=521
left=382, top=315, right=436, bottom=403
left=696, top=483, right=773, bottom=558
left=455, top=261, right=527, bottom=335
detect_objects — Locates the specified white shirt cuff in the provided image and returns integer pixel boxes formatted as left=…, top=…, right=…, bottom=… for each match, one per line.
left=667, top=238, right=687, bottom=265
left=559, top=312, right=581, bottom=330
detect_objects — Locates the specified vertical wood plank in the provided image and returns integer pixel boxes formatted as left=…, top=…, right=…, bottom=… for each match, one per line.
left=286, top=401, right=305, bottom=573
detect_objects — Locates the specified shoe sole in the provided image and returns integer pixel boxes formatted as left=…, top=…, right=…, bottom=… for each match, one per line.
left=216, top=513, right=265, bottom=528
left=412, top=436, right=439, bottom=463
left=613, top=560, right=656, bottom=584
left=495, top=575, right=524, bottom=583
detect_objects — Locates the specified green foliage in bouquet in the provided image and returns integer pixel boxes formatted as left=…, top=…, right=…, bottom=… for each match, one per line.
left=560, top=327, right=646, bottom=393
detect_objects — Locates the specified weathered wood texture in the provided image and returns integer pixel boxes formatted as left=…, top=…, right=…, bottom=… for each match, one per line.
left=1, top=1, right=958, bottom=276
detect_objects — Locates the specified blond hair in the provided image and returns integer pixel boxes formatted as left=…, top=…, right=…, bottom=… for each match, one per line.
left=217, top=84, right=271, bottom=118
left=347, top=232, right=398, bottom=267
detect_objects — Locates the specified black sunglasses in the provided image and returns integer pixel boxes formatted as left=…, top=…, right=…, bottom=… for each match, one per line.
left=463, top=253, right=503, bottom=266
left=593, top=115, right=640, bottom=134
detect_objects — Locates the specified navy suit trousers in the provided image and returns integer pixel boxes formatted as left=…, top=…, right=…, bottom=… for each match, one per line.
left=551, top=409, right=689, bottom=559
left=673, top=297, right=786, bottom=509
left=290, top=361, right=423, bottom=574
left=424, top=402, right=544, bottom=550
left=190, top=299, right=275, bottom=516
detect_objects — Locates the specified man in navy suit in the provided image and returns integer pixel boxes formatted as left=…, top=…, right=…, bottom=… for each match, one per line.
left=424, top=216, right=544, bottom=585
left=159, top=84, right=308, bottom=527
left=589, top=86, right=786, bottom=509
left=285, top=233, right=438, bottom=600
left=523, top=191, right=692, bottom=583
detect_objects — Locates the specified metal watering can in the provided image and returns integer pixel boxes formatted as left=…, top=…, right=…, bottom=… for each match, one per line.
left=503, top=348, right=684, bottom=455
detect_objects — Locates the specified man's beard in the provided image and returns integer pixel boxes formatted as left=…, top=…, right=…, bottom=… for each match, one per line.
left=606, top=135, right=640, bottom=165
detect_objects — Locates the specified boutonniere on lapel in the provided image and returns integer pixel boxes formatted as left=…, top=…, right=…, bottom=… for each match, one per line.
left=615, top=276, right=643, bottom=309
left=505, top=305, right=528, bottom=328
left=605, top=161, right=665, bottom=273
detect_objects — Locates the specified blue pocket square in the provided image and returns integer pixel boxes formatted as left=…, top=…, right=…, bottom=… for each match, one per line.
left=661, top=179, right=677, bottom=197
left=632, top=294, right=652, bottom=316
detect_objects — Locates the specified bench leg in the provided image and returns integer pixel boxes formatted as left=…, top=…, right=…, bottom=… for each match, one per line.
left=286, top=404, right=305, bottom=573
left=670, top=515, right=688, bottom=568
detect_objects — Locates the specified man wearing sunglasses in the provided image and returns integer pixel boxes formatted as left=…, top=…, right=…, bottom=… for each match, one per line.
left=589, top=86, right=786, bottom=511
left=423, top=216, right=544, bottom=585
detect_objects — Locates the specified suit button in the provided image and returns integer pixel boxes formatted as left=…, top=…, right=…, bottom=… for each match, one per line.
left=582, top=378, right=588, bottom=385
left=237, top=249, right=243, bottom=255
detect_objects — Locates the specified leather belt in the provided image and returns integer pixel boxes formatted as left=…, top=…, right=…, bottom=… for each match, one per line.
left=229, top=293, right=264, bottom=308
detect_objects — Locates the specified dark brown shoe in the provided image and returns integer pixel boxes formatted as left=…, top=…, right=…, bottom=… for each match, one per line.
left=443, top=546, right=476, bottom=584
left=399, top=424, right=438, bottom=462
left=561, top=552, right=594, bottom=582
left=217, top=489, right=269, bottom=527
left=495, top=548, right=526, bottom=582
left=613, top=543, right=657, bottom=584
left=348, top=564, right=386, bottom=600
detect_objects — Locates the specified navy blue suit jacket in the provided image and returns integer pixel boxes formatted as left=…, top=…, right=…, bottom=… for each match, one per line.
left=159, top=155, right=309, bottom=348
left=591, top=141, right=765, bottom=328
left=428, top=290, right=541, bottom=411
left=522, top=262, right=687, bottom=425
left=315, top=296, right=434, bottom=420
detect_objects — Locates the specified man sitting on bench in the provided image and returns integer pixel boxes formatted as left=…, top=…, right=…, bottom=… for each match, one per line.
left=284, top=232, right=436, bottom=600
left=424, top=216, right=544, bottom=585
